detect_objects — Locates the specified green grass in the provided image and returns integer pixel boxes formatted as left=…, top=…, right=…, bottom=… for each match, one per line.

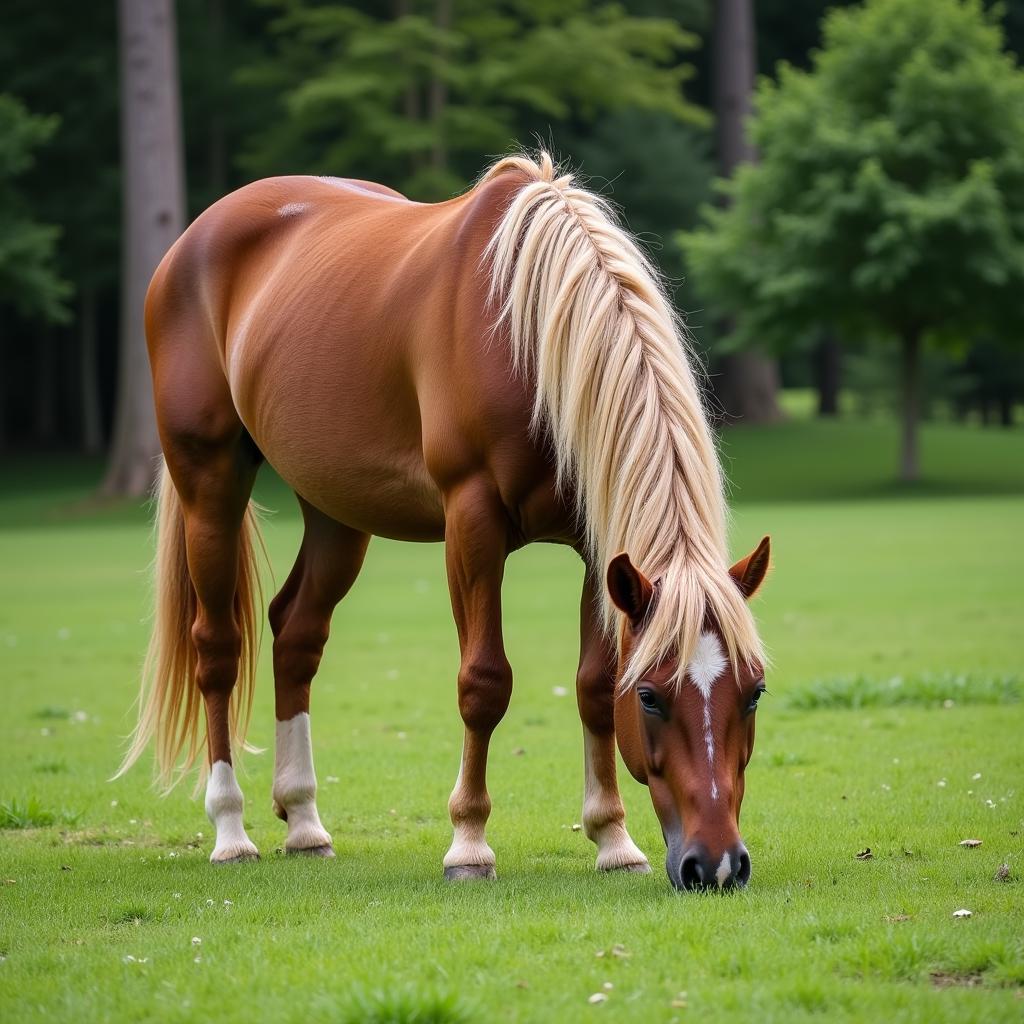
left=1, top=415, right=1022, bottom=1022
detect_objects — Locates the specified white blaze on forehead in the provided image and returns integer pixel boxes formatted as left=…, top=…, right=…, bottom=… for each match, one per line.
left=687, top=631, right=728, bottom=800
left=687, top=631, right=728, bottom=698
left=715, top=851, right=732, bottom=888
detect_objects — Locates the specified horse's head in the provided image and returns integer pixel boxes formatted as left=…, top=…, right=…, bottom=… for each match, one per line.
left=607, top=537, right=771, bottom=892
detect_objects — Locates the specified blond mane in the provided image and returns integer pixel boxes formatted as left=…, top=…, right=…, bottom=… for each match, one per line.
left=483, top=151, right=764, bottom=688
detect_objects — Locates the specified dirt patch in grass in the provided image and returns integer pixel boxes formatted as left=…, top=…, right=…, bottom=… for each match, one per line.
left=930, top=971, right=985, bottom=989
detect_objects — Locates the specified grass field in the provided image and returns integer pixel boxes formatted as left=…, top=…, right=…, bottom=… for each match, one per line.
left=1, top=415, right=1022, bottom=1023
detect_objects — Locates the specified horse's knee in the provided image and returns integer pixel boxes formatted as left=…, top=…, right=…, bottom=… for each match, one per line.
left=576, top=659, right=615, bottom=734
left=457, top=657, right=512, bottom=734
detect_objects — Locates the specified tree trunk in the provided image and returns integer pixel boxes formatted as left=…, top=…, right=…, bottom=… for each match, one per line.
left=815, top=333, right=842, bottom=417
left=711, top=0, right=782, bottom=424
left=102, top=0, right=185, bottom=497
left=80, top=286, right=103, bottom=455
left=899, top=328, right=921, bottom=482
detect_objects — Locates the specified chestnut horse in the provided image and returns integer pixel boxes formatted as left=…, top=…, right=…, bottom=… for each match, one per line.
left=116, top=152, right=771, bottom=891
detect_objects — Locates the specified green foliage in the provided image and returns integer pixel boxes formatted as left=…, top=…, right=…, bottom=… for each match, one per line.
left=0, top=796, right=79, bottom=829
left=240, top=0, right=706, bottom=199
left=0, top=95, right=70, bottom=322
left=681, top=0, right=1024, bottom=350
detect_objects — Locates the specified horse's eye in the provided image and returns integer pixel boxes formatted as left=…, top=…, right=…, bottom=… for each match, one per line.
left=637, top=688, right=663, bottom=717
left=746, top=685, right=767, bottom=715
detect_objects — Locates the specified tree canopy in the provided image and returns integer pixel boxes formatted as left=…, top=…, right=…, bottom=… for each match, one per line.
left=682, top=0, right=1024, bottom=349
left=0, top=95, right=69, bottom=322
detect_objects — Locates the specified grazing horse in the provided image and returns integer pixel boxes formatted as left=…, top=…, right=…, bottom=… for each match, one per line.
left=115, top=152, right=771, bottom=891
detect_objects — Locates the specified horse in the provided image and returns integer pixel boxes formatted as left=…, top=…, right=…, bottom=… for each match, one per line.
left=115, top=151, right=771, bottom=891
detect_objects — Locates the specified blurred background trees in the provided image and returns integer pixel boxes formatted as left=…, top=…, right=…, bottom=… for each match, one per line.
left=682, top=0, right=1024, bottom=480
left=0, top=0, right=1021, bottom=493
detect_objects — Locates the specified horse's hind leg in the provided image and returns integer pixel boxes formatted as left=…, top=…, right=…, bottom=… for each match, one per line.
left=269, top=499, right=369, bottom=856
left=576, top=572, right=650, bottom=872
left=167, top=437, right=261, bottom=863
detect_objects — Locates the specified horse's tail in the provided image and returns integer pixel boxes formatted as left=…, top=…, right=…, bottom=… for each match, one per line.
left=113, top=461, right=263, bottom=791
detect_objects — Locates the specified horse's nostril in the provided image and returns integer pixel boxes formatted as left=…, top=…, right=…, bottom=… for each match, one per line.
left=680, top=851, right=705, bottom=890
left=736, top=849, right=752, bottom=886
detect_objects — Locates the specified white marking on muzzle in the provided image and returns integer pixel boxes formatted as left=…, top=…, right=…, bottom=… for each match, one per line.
left=715, top=851, right=732, bottom=888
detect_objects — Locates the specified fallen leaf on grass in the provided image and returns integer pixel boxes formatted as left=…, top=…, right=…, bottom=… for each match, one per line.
left=611, top=944, right=630, bottom=958
left=959, top=839, right=983, bottom=848
left=952, top=908, right=973, bottom=918
left=855, top=848, right=873, bottom=860
left=884, top=914, right=911, bottom=923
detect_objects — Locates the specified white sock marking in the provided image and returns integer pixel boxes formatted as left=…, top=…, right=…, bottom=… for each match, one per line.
left=273, top=713, right=332, bottom=851
left=205, top=760, right=257, bottom=861
left=715, top=851, right=732, bottom=888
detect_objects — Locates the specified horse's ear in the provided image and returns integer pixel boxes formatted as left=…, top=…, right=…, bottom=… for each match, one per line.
left=729, top=536, right=771, bottom=600
left=607, top=553, right=654, bottom=627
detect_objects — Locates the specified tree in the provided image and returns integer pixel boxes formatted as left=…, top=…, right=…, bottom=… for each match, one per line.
left=102, top=0, right=185, bottom=497
left=0, top=95, right=69, bottom=323
left=239, top=0, right=707, bottom=200
left=708, top=0, right=782, bottom=424
left=682, top=0, right=1024, bottom=480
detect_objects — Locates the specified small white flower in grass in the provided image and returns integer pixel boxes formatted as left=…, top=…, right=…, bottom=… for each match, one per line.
left=587, top=993, right=608, bottom=1005
left=206, top=899, right=214, bottom=907
left=167, top=851, right=177, bottom=859
left=111, top=800, right=118, bottom=807
left=952, top=908, right=972, bottom=918
left=40, top=728, right=51, bottom=737
left=195, top=832, right=203, bottom=839
left=223, top=900, right=233, bottom=907
left=937, top=779, right=947, bottom=788
left=194, top=955, right=202, bottom=964
left=72, top=710, right=88, bottom=723
left=191, top=937, right=201, bottom=946
left=172, top=893, right=181, bottom=900
left=552, top=686, right=568, bottom=697
left=972, top=772, right=982, bottom=780
left=129, top=819, right=137, bottom=825
left=326, top=776, right=339, bottom=784
left=602, top=982, right=613, bottom=991
left=123, top=955, right=136, bottom=963
left=943, top=699, right=955, bottom=709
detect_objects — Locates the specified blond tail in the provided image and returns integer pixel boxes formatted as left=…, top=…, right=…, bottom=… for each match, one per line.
left=113, top=461, right=264, bottom=791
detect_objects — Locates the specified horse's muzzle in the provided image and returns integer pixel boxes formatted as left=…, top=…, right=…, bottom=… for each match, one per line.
left=671, top=841, right=751, bottom=891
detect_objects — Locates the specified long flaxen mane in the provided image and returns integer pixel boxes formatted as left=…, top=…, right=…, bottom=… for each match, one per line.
left=484, top=151, right=764, bottom=689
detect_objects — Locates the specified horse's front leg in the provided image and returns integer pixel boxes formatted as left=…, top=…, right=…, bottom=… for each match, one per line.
left=576, top=571, right=650, bottom=872
left=442, top=479, right=512, bottom=881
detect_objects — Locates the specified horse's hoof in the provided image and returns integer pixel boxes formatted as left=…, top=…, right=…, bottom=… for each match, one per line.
left=211, top=851, right=260, bottom=865
left=444, top=864, right=497, bottom=881
left=286, top=844, right=335, bottom=858
left=603, top=861, right=651, bottom=874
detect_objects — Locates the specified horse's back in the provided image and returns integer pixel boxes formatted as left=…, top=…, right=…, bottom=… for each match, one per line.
left=147, top=170, right=554, bottom=541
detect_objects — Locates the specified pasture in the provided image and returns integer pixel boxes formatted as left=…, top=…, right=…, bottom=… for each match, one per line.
left=1, top=415, right=1022, bottom=1023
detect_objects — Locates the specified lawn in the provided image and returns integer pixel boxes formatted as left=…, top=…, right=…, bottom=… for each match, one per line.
left=1, top=415, right=1022, bottom=1023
